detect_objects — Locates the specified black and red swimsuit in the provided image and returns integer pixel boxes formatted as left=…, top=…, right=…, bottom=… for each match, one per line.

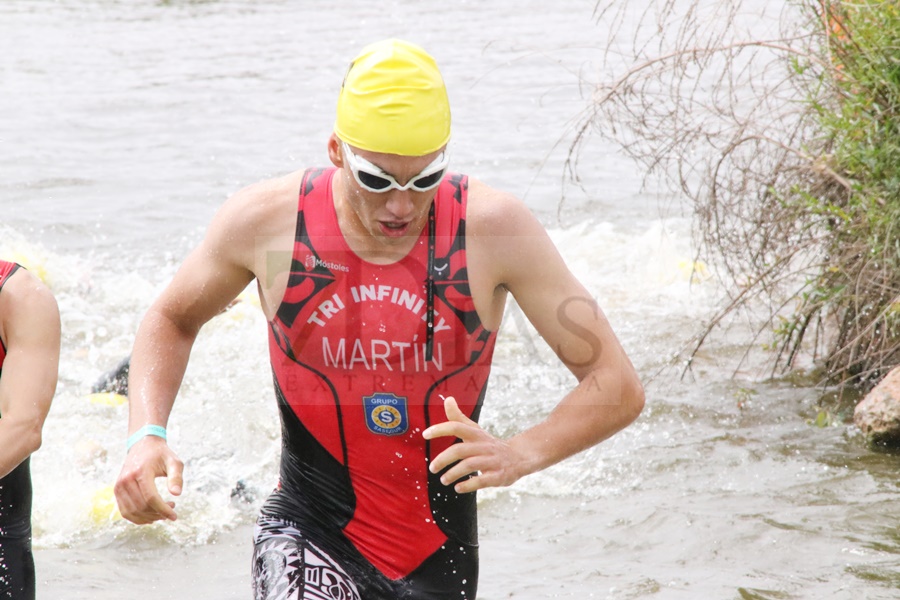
left=259, top=168, right=497, bottom=598
left=0, top=261, right=35, bottom=600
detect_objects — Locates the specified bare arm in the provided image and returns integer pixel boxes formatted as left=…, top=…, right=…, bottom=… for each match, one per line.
left=115, top=186, right=270, bottom=524
left=0, top=268, right=60, bottom=479
left=425, top=182, right=644, bottom=492
left=126, top=226, right=256, bottom=435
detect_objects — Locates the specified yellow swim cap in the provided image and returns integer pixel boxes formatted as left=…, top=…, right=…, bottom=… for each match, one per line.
left=335, top=39, right=451, bottom=157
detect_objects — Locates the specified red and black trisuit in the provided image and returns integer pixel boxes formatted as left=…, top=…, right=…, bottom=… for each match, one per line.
left=252, top=169, right=498, bottom=599
left=0, top=261, right=35, bottom=600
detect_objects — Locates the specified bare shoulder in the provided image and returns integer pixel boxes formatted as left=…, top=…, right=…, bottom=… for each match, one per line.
left=463, top=177, right=572, bottom=329
left=192, top=169, right=307, bottom=318
left=198, top=170, right=305, bottom=273
left=0, top=268, right=60, bottom=345
left=1, top=268, right=58, bottom=317
left=465, top=177, right=545, bottom=239
left=142, top=169, right=307, bottom=328
left=465, top=177, right=568, bottom=286
left=213, top=170, right=305, bottom=241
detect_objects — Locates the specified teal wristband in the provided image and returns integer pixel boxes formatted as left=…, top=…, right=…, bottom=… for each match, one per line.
left=126, top=425, right=167, bottom=451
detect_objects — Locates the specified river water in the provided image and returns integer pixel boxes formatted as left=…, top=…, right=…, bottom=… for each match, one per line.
left=2, top=1, right=898, bottom=598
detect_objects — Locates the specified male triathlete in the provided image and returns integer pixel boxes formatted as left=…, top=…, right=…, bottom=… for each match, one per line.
left=0, top=261, right=60, bottom=600
left=115, top=39, right=644, bottom=599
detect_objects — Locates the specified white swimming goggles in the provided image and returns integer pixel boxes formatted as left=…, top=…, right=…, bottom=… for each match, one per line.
left=342, top=142, right=449, bottom=193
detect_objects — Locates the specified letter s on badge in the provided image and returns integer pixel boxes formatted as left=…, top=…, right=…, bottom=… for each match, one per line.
left=363, top=393, right=409, bottom=436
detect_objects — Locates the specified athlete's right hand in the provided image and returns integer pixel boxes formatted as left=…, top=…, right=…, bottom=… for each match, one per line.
left=114, top=437, right=184, bottom=524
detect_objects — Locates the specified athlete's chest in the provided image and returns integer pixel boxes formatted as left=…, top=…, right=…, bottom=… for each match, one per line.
left=278, top=244, right=466, bottom=372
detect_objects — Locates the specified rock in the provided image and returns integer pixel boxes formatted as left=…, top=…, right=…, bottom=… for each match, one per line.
left=854, top=366, right=900, bottom=449
left=91, top=355, right=130, bottom=395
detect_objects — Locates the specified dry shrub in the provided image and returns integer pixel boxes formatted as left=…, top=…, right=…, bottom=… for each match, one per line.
left=575, top=0, right=900, bottom=387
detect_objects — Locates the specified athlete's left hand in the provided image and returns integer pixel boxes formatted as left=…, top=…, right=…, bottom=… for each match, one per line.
left=423, top=396, right=526, bottom=493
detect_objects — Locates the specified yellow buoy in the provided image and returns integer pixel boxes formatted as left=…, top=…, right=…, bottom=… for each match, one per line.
left=90, top=485, right=122, bottom=524
left=86, top=392, right=128, bottom=407
left=676, top=259, right=711, bottom=283
left=8, top=251, right=51, bottom=286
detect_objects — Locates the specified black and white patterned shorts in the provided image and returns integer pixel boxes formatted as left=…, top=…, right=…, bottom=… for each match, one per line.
left=252, top=517, right=362, bottom=600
